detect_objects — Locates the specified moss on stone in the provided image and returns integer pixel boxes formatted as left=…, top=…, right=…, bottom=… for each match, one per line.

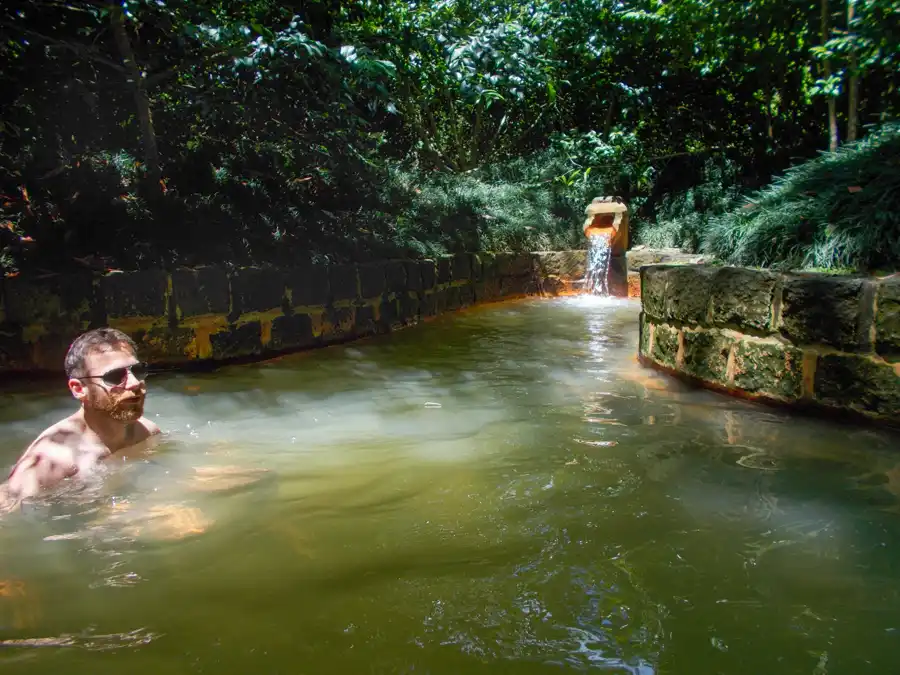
left=663, top=265, right=716, bottom=325
left=709, top=267, right=778, bottom=333
left=640, top=265, right=668, bottom=320
left=651, top=323, right=679, bottom=368
left=732, top=339, right=803, bottom=399
left=682, top=328, right=731, bottom=383
left=780, top=274, right=868, bottom=350
left=875, top=277, right=900, bottom=362
left=814, top=353, right=900, bottom=418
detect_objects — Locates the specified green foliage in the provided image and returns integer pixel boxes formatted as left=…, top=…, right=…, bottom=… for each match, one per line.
left=701, top=124, right=900, bottom=272
left=634, top=157, right=744, bottom=250
left=1, top=0, right=899, bottom=273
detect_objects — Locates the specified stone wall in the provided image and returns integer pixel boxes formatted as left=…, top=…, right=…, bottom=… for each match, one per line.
left=0, top=251, right=588, bottom=375
left=639, top=264, right=900, bottom=426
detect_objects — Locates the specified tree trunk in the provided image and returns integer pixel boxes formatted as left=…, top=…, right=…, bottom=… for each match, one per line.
left=603, top=89, right=618, bottom=139
left=820, top=0, right=839, bottom=151
left=109, top=2, right=161, bottom=187
left=846, top=0, right=859, bottom=142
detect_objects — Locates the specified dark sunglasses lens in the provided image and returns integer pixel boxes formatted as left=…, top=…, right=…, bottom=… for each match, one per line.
left=100, top=363, right=148, bottom=386
left=102, top=368, right=128, bottom=386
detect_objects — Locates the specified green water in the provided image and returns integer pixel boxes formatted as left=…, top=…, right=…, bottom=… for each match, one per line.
left=1, top=296, right=899, bottom=674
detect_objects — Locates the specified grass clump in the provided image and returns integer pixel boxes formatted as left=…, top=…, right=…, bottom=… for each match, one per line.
left=701, top=124, right=900, bottom=273
left=387, top=149, right=618, bottom=257
left=633, top=156, right=744, bottom=251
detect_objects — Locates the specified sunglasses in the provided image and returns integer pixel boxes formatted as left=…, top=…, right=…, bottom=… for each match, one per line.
left=80, top=362, right=150, bottom=387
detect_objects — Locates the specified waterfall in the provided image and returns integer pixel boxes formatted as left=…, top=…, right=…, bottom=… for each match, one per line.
left=584, top=235, right=612, bottom=295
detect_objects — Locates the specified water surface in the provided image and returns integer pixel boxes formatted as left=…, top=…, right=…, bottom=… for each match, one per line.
left=1, top=296, right=899, bottom=674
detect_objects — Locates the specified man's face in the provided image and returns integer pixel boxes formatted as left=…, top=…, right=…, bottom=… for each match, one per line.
left=71, top=344, right=147, bottom=422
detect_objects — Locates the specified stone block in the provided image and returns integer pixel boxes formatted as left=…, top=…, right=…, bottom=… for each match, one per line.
left=875, top=277, right=900, bottom=361
left=398, top=293, right=421, bottom=324
left=640, top=266, right=669, bottom=320
left=732, top=339, right=803, bottom=399
left=444, top=286, right=462, bottom=311
left=627, top=271, right=641, bottom=298
left=354, top=304, right=377, bottom=335
left=385, top=261, right=407, bottom=294
left=651, top=323, right=679, bottom=368
left=452, top=253, right=472, bottom=281
left=709, top=267, right=778, bottom=333
left=379, top=298, right=401, bottom=328
left=475, top=279, right=502, bottom=303
left=627, top=246, right=709, bottom=269
left=173, top=267, right=230, bottom=318
left=437, top=256, right=453, bottom=284
left=419, top=291, right=437, bottom=317
left=320, top=306, right=355, bottom=341
left=536, top=251, right=587, bottom=280
left=608, top=255, right=628, bottom=297
left=270, top=314, right=314, bottom=350
left=420, top=260, right=437, bottom=290
left=540, top=277, right=566, bottom=296
left=3, top=274, right=96, bottom=327
left=480, top=253, right=498, bottom=280
left=501, top=275, right=531, bottom=297
left=814, top=353, right=900, bottom=419
left=682, top=328, right=732, bottom=383
left=131, top=325, right=195, bottom=363
left=639, top=314, right=651, bottom=358
left=470, top=254, right=484, bottom=281
left=0, top=324, right=30, bottom=370
left=458, top=283, right=476, bottom=307
left=209, top=322, right=262, bottom=360
left=427, top=289, right=446, bottom=315
left=230, top=267, right=285, bottom=316
left=287, top=264, right=329, bottom=307
left=663, top=265, right=716, bottom=324
left=101, top=270, right=167, bottom=319
left=404, top=261, right=423, bottom=292
left=329, top=264, right=358, bottom=302
left=358, top=262, right=387, bottom=299
left=780, top=274, right=870, bottom=350
left=496, top=253, right=534, bottom=278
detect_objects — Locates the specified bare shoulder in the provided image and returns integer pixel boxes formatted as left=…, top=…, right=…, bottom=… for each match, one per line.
left=6, top=418, right=82, bottom=499
left=21, top=416, right=83, bottom=464
left=136, top=416, right=161, bottom=439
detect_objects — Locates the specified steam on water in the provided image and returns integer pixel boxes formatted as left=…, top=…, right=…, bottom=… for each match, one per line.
left=584, top=235, right=611, bottom=295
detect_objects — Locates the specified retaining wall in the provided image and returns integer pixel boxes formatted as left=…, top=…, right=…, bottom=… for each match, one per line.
left=639, top=264, right=900, bottom=426
left=0, top=251, right=588, bottom=375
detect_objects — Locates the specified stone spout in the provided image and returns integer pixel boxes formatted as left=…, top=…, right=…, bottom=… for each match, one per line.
left=583, top=197, right=629, bottom=296
left=583, top=197, right=629, bottom=258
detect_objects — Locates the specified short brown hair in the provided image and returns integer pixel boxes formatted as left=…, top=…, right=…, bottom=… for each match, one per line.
left=64, top=328, right=138, bottom=379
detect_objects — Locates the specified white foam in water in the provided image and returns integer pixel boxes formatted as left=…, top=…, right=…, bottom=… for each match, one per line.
left=584, top=235, right=612, bottom=295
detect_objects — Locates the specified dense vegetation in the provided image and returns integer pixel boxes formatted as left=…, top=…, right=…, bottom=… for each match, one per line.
left=1, top=0, right=898, bottom=274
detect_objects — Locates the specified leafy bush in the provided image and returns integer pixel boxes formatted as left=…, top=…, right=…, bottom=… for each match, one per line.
left=701, top=124, right=900, bottom=272
left=633, top=156, right=744, bottom=251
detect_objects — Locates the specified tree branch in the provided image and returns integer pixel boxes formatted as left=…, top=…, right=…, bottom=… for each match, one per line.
left=0, top=20, right=125, bottom=72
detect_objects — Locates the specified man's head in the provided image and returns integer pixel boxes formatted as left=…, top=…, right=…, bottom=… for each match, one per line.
left=65, top=328, right=147, bottom=422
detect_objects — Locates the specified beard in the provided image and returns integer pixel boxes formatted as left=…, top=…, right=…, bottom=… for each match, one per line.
left=88, top=390, right=145, bottom=422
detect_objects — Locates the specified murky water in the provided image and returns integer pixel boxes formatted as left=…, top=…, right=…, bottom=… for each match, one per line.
left=1, top=296, right=899, bottom=674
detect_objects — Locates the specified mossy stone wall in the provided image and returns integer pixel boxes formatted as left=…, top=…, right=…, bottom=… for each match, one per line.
left=0, top=251, right=588, bottom=375
left=639, top=264, right=900, bottom=426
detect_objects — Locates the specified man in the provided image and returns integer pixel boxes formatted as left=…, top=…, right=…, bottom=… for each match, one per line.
left=2, top=327, right=160, bottom=506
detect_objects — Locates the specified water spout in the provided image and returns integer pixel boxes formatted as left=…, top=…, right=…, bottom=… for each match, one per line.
left=581, top=197, right=629, bottom=297
left=584, top=233, right=612, bottom=295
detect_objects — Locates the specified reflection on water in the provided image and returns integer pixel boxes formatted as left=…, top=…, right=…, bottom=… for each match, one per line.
left=1, top=296, right=899, bottom=674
